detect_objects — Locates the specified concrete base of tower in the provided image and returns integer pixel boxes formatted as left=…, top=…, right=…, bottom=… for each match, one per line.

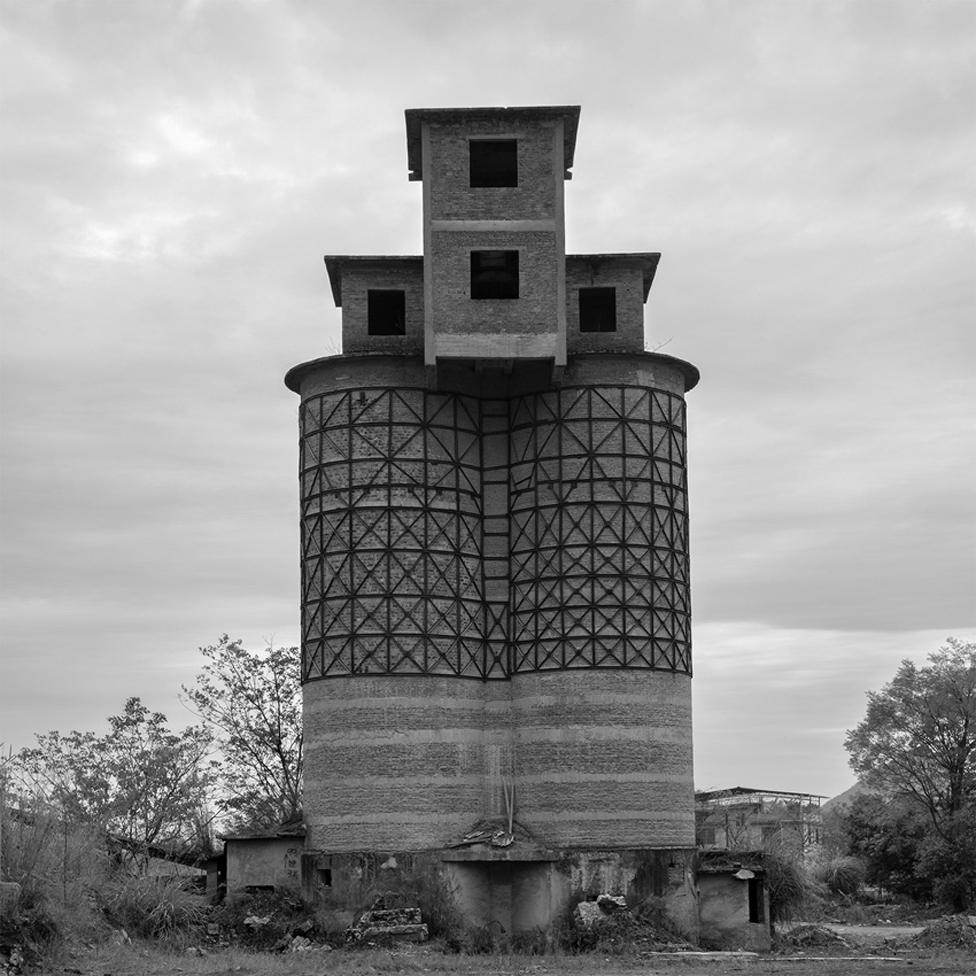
left=300, top=846, right=699, bottom=947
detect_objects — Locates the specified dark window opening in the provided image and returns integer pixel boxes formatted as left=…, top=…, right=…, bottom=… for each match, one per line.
left=318, top=868, right=332, bottom=887
left=367, top=289, right=406, bottom=335
left=469, top=139, right=518, bottom=187
left=579, top=287, right=617, bottom=332
left=471, top=250, right=519, bottom=299
left=748, top=878, right=765, bottom=923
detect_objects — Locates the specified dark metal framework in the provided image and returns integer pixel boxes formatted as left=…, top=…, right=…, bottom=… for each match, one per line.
left=298, top=383, right=691, bottom=683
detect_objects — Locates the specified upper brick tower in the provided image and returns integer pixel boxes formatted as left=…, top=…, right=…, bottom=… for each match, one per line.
left=407, top=106, right=575, bottom=381
left=326, top=106, right=660, bottom=392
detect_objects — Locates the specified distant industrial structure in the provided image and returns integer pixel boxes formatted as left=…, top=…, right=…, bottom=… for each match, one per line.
left=285, top=106, right=702, bottom=937
left=696, top=787, right=826, bottom=859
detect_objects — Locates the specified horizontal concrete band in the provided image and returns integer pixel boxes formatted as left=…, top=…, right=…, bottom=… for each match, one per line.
left=306, top=781, right=691, bottom=813
left=310, top=691, right=689, bottom=715
left=429, top=219, right=557, bottom=232
left=316, top=771, right=692, bottom=788
left=310, top=747, right=690, bottom=779
left=308, top=808, right=691, bottom=828
left=306, top=726, right=690, bottom=746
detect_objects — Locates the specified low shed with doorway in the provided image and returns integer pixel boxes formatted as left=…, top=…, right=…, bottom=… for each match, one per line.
left=222, top=820, right=305, bottom=894
left=697, top=851, right=770, bottom=951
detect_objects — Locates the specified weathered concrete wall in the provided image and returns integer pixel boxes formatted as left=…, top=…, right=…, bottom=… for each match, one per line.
left=698, top=874, right=771, bottom=951
left=318, top=849, right=699, bottom=945
left=225, top=837, right=301, bottom=892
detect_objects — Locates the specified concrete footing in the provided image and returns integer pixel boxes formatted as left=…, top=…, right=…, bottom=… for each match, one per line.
left=302, top=847, right=699, bottom=945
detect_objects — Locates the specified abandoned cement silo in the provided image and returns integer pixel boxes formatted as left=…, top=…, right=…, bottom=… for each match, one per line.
left=285, top=106, right=700, bottom=937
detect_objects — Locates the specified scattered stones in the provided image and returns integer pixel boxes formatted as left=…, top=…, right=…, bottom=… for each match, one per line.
left=347, top=900, right=428, bottom=943
left=242, top=914, right=271, bottom=929
left=0, top=945, right=24, bottom=976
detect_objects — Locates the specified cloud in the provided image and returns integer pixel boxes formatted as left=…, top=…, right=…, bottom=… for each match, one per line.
left=1, top=0, right=973, bottom=796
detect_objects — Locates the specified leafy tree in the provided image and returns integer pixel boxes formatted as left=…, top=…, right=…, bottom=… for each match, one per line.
left=845, top=638, right=976, bottom=837
left=182, top=636, right=302, bottom=831
left=845, top=638, right=976, bottom=909
left=844, top=792, right=931, bottom=900
left=16, top=697, right=214, bottom=861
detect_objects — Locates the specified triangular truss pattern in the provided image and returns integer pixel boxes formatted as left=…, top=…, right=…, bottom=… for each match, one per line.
left=298, top=384, right=692, bottom=682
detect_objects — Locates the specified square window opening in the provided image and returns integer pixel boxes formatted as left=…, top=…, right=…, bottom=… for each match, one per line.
left=579, top=287, right=617, bottom=332
left=469, top=139, right=518, bottom=188
left=367, top=289, right=406, bottom=336
left=471, top=250, right=519, bottom=300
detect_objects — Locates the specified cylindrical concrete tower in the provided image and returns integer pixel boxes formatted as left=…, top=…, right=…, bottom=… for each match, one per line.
left=286, top=106, right=700, bottom=933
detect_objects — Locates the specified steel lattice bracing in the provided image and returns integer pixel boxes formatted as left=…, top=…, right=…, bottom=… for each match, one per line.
left=508, top=384, right=690, bottom=675
left=298, top=381, right=690, bottom=683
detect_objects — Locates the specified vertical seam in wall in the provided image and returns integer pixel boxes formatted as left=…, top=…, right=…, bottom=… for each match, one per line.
left=554, top=121, right=567, bottom=367
left=422, top=123, right=434, bottom=365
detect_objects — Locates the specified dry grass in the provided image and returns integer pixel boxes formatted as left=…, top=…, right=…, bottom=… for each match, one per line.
left=44, top=941, right=976, bottom=976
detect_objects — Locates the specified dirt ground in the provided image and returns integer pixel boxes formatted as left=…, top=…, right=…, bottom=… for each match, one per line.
left=44, top=935, right=976, bottom=976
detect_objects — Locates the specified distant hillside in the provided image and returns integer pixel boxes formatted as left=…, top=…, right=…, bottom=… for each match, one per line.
left=822, top=780, right=876, bottom=814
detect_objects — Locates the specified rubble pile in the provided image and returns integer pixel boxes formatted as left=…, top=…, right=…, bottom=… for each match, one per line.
left=347, top=898, right=428, bottom=944
left=903, top=915, right=976, bottom=952
left=570, top=894, right=694, bottom=953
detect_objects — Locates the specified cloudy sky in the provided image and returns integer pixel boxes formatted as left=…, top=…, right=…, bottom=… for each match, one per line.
left=1, top=0, right=973, bottom=800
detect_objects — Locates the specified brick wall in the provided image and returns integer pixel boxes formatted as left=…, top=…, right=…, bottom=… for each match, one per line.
left=339, top=261, right=424, bottom=355
left=425, top=118, right=561, bottom=222
left=428, top=230, right=560, bottom=337
left=565, top=258, right=646, bottom=354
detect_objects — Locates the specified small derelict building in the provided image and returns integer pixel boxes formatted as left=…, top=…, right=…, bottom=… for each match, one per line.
left=285, top=106, right=701, bottom=937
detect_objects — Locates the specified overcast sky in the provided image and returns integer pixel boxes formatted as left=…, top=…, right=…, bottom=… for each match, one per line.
left=1, top=0, right=973, bottom=801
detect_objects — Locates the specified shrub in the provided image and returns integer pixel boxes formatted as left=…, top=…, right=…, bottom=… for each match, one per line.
left=209, top=887, right=309, bottom=948
left=764, top=850, right=823, bottom=923
left=0, top=799, right=111, bottom=944
left=101, top=874, right=206, bottom=940
left=814, top=856, right=866, bottom=897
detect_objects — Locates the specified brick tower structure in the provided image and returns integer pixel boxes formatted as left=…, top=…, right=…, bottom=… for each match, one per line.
left=285, top=106, right=700, bottom=937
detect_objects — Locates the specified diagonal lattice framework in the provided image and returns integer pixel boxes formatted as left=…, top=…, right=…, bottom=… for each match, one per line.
left=299, top=383, right=691, bottom=682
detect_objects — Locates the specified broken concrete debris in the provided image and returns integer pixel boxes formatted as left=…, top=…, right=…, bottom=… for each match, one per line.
left=347, top=899, right=428, bottom=943
left=574, top=894, right=630, bottom=928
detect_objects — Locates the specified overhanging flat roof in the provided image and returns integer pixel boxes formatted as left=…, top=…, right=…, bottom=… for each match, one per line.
left=323, top=252, right=660, bottom=307
left=405, top=106, right=581, bottom=182
left=323, top=254, right=423, bottom=307
left=567, top=253, right=661, bottom=301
